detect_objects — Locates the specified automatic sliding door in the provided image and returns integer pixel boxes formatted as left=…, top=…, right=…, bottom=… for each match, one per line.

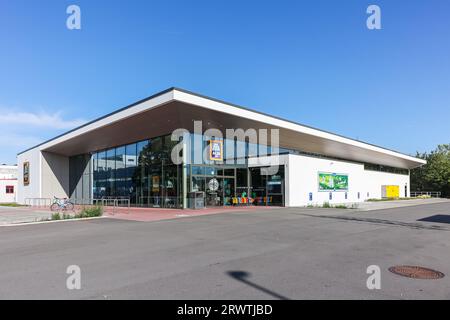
left=223, top=177, right=235, bottom=206
left=250, top=166, right=285, bottom=206
left=205, top=177, right=223, bottom=206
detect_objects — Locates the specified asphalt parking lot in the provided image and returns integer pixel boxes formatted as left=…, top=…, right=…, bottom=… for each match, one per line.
left=0, top=201, right=449, bottom=299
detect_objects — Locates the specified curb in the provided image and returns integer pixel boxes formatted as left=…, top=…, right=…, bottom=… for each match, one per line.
left=0, top=216, right=106, bottom=227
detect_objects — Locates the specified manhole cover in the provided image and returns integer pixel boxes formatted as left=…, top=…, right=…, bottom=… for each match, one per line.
left=388, top=266, right=445, bottom=279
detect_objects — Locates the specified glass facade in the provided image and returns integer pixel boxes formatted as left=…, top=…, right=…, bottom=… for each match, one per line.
left=91, top=133, right=183, bottom=208
left=70, top=132, right=286, bottom=208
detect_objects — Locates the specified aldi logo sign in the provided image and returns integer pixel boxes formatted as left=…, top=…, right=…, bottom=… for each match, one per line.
left=209, top=140, right=223, bottom=161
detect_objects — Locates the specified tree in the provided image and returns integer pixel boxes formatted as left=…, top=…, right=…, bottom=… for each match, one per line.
left=411, top=144, right=450, bottom=197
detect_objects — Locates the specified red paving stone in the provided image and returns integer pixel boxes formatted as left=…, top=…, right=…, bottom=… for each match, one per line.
left=8, top=205, right=278, bottom=223
left=103, top=206, right=276, bottom=222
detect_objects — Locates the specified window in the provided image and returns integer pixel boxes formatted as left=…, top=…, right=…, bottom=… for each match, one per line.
left=191, top=166, right=205, bottom=175
left=204, top=167, right=216, bottom=176
left=6, top=185, right=14, bottom=194
left=236, top=168, right=248, bottom=187
left=364, top=163, right=409, bottom=175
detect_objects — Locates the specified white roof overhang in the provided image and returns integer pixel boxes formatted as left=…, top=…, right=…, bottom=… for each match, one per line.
left=19, top=88, right=426, bottom=169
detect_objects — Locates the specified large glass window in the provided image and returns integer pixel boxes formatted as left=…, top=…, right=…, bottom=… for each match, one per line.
left=204, top=167, right=216, bottom=176
left=125, top=143, right=137, bottom=204
left=115, top=146, right=126, bottom=197
left=89, top=132, right=288, bottom=208
left=191, top=166, right=205, bottom=175
left=91, top=134, right=183, bottom=208
left=149, top=137, right=163, bottom=164
left=97, top=151, right=107, bottom=198
left=192, top=176, right=205, bottom=192
left=148, top=165, right=162, bottom=207
left=163, top=164, right=179, bottom=208
left=136, top=140, right=148, bottom=206
left=105, top=148, right=116, bottom=196
left=93, top=152, right=99, bottom=199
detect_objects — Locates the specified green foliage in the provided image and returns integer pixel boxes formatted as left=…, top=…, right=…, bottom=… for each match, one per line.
left=322, top=201, right=331, bottom=208
left=306, top=202, right=356, bottom=209
left=75, top=206, right=103, bottom=218
left=48, top=206, right=103, bottom=222
left=62, top=213, right=72, bottom=219
left=51, top=213, right=61, bottom=220
left=411, top=144, right=450, bottom=198
left=0, top=203, right=27, bottom=207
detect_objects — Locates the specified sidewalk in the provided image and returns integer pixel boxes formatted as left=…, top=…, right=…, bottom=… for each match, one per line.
left=0, top=206, right=52, bottom=225
left=0, top=204, right=276, bottom=225
left=104, top=205, right=275, bottom=222
left=355, top=198, right=450, bottom=211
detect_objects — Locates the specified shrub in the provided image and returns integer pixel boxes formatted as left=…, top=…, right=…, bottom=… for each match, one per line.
left=322, top=202, right=331, bottom=208
left=51, top=213, right=61, bottom=220
left=76, top=205, right=103, bottom=218
left=62, top=213, right=72, bottom=219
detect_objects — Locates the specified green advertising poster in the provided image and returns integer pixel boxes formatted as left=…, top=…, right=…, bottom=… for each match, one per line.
left=318, top=172, right=348, bottom=191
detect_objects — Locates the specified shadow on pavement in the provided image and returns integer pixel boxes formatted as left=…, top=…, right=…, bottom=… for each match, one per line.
left=418, top=214, right=450, bottom=224
left=226, top=271, right=290, bottom=300
left=301, top=214, right=449, bottom=231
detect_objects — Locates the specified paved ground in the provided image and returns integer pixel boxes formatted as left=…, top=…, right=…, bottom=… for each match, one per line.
left=355, top=198, right=449, bottom=211
left=0, top=201, right=449, bottom=299
left=105, top=205, right=275, bottom=222
left=1, top=198, right=446, bottom=225
left=0, top=205, right=52, bottom=225
left=0, top=205, right=274, bottom=225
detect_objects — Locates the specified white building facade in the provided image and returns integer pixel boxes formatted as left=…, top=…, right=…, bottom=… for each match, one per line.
left=0, top=165, right=18, bottom=203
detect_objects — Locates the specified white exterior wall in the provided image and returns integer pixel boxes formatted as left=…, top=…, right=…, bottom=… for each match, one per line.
left=0, top=165, right=18, bottom=203
left=363, top=170, right=410, bottom=199
left=251, top=154, right=410, bottom=207
left=17, top=148, right=42, bottom=204
left=0, top=179, right=17, bottom=203
left=286, top=154, right=409, bottom=206
left=17, top=150, right=70, bottom=204
left=41, top=152, right=69, bottom=200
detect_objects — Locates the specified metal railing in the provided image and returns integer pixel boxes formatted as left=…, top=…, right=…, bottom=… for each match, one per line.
left=24, top=198, right=52, bottom=207
left=24, top=197, right=130, bottom=214
left=410, top=191, right=442, bottom=198
left=92, top=198, right=130, bottom=215
left=138, top=196, right=182, bottom=209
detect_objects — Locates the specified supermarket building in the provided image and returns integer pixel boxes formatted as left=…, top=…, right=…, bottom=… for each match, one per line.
left=17, top=88, right=426, bottom=208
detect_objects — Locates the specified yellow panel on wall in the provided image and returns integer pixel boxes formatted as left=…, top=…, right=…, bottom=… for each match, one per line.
left=386, top=185, right=400, bottom=198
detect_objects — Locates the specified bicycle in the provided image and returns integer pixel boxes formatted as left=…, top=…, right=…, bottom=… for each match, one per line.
left=50, top=197, right=74, bottom=212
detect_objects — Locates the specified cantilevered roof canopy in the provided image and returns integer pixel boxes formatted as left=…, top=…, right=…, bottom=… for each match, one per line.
left=19, top=88, right=426, bottom=169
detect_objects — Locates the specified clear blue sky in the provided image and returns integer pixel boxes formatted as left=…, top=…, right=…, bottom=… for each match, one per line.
left=1, top=0, right=449, bottom=164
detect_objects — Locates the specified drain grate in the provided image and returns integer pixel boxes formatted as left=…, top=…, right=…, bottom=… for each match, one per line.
left=388, top=266, right=445, bottom=279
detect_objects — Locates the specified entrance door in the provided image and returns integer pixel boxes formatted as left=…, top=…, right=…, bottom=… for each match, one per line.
left=223, top=177, right=235, bottom=206
left=205, top=177, right=223, bottom=206
left=249, top=166, right=285, bottom=206
left=267, top=178, right=284, bottom=206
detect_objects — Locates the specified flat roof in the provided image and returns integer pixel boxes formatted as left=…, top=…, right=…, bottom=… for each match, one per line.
left=17, top=87, right=426, bottom=169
